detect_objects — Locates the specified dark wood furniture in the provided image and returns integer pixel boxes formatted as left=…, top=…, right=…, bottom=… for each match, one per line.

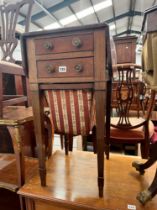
left=0, top=0, right=37, bottom=187
left=0, top=1, right=34, bottom=154
left=21, top=23, right=112, bottom=197
left=112, top=63, right=145, bottom=117
left=0, top=153, right=38, bottom=210
left=0, top=71, right=52, bottom=188
left=0, top=0, right=53, bottom=194
left=0, top=0, right=33, bottom=105
left=18, top=150, right=157, bottom=210
left=113, top=36, right=137, bottom=64
left=106, top=63, right=155, bottom=159
left=132, top=5, right=157, bottom=205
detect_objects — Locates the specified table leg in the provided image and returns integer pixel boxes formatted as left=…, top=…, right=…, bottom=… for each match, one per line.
left=95, top=90, right=105, bottom=197
left=7, top=125, right=25, bottom=187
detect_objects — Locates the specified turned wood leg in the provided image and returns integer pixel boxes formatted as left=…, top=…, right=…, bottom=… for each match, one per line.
left=69, top=136, right=73, bottom=152
left=60, top=134, right=64, bottom=149
left=7, top=125, right=25, bottom=187
left=7, top=125, right=26, bottom=210
left=64, top=134, right=69, bottom=155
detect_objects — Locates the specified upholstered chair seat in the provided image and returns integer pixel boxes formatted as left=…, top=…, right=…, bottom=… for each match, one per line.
left=110, top=117, right=154, bottom=141
left=44, top=90, right=96, bottom=136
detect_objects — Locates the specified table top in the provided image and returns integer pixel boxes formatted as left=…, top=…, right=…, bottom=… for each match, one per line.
left=0, top=106, right=33, bottom=126
left=18, top=150, right=157, bottom=210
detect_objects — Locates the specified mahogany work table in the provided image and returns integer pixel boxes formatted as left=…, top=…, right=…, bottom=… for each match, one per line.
left=21, top=23, right=112, bottom=197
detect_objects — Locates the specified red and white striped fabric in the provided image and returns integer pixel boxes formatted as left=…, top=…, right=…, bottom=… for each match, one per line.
left=44, top=90, right=96, bottom=136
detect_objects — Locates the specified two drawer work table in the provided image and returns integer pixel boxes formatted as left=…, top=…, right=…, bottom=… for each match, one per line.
left=21, top=23, right=112, bottom=197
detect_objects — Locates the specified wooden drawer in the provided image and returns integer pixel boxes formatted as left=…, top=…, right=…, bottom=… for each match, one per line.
left=37, top=57, right=93, bottom=78
left=35, top=33, right=93, bottom=55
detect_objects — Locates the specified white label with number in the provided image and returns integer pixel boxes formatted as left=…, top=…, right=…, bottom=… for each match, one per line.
left=127, top=204, right=136, bottom=210
left=58, top=66, right=67, bottom=73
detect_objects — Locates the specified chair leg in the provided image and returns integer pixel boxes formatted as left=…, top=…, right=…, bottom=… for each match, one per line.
left=104, top=142, right=110, bottom=160
left=140, top=141, right=149, bottom=159
left=82, top=136, right=88, bottom=151
left=69, top=136, right=73, bottom=151
left=60, top=134, right=64, bottom=150
left=7, top=126, right=25, bottom=187
left=136, top=168, right=157, bottom=205
left=132, top=142, right=157, bottom=175
left=64, top=135, right=69, bottom=155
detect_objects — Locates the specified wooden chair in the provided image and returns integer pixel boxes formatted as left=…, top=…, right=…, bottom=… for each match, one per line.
left=0, top=0, right=52, bottom=196
left=131, top=5, right=157, bottom=205
left=0, top=0, right=34, bottom=104
left=112, top=79, right=147, bottom=118
left=106, top=64, right=156, bottom=159
left=0, top=1, right=33, bottom=154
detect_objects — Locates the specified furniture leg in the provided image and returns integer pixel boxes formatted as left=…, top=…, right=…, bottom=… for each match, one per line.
left=69, top=136, right=73, bottom=152
left=25, top=197, right=35, bottom=210
left=95, top=90, right=105, bottom=197
left=132, top=142, right=157, bottom=175
left=64, top=134, right=69, bottom=155
left=19, top=195, right=26, bottom=210
left=30, top=84, right=46, bottom=186
left=60, top=134, right=64, bottom=149
left=7, top=125, right=25, bottom=187
left=136, top=168, right=157, bottom=205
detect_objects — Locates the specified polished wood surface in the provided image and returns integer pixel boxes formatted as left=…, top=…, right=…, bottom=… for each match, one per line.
left=34, top=33, right=93, bottom=55
left=0, top=106, right=35, bottom=189
left=0, top=154, right=38, bottom=191
left=113, top=36, right=137, bottom=64
left=0, top=106, right=33, bottom=125
left=19, top=150, right=157, bottom=210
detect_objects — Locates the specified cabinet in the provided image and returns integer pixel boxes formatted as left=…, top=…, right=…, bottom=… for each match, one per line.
left=21, top=23, right=112, bottom=197
left=113, top=36, right=137, bottom=64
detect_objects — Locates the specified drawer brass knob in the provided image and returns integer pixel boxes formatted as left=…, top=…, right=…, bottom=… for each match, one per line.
left=44, top=42, right=53, bottom=50
left=72, top=37, right=82, bottom=48
left=75, top=64, right=83, bottom=72
left=46, top=64, right=55, bottom=73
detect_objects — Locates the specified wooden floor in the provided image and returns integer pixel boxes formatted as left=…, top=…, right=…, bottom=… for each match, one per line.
left=19, top=150, right=157, bottom=210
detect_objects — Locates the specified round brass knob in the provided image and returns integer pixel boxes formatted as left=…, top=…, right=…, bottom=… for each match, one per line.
left=75, top=64, right=83, bottom=72
left=72, top=37, right=82, bottom=48
left=46, top=64, right=55, bottom=73
left=44, top=42, right=53, bottom=50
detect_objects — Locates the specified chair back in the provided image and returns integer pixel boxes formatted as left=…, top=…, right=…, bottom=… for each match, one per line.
left=0, top=62, right=28, bottom=117
left=0, top=0, right=34, bottom=106
left=111, top=65, right=155, bottom=129
left=0, top=0, right=33, bottom=62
